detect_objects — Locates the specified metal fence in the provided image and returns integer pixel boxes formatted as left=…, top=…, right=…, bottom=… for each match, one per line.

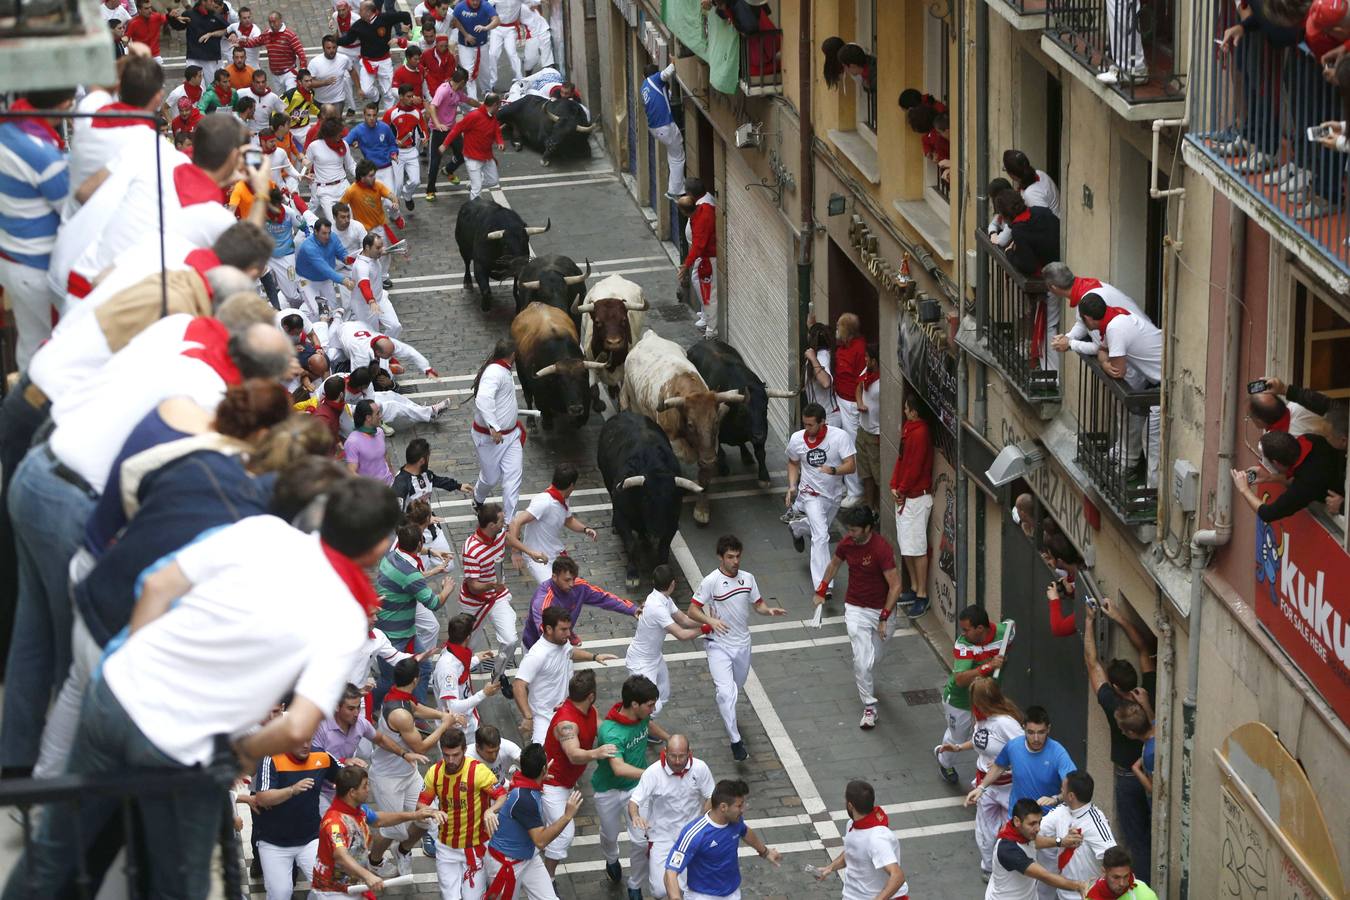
left=1075, top=357, right=1159, bottom=524
left=1184, top=0, right=1350, bottom=276
left=1045, top=0, right=1186, bottom=103
left=975, top=230, right=1061, bottom=402
left=739, top=28, right=784, bottom=95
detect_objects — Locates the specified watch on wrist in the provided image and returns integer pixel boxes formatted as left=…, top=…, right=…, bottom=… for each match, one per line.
left=1055, top=836, right=1063, bottom=847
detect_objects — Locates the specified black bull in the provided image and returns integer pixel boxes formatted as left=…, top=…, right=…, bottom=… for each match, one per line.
left=454, top=196, right=550, bottom=310
left=597, top=412, right=704, bottom=587
left=513, top=254, right=592, bottom=328
left=498, top=95, right=597, bottom=164
left=687, top=340, right=795, bottom=487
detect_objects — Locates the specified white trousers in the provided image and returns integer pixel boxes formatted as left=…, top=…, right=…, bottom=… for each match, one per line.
left=1040, top=296, right=1062, bottom=374
left=370, top=769, right=422, bottom=840
left=464, top=157, right=500, bottom=200
left=706, top=640, right=751, bottom=744
left=298, top=277, right=336, bottom=320
left=472, top=428, right=524, bottom=521
left=835, top=397, right=864, bottom=500
left=530, top=712, right=551, bottom=745
left=0, top=258, right=58, bottom=369
left=937, top=700, right=974, bottom=769
left=787, top=491, right=842, bottom=589
left=646, top=837, right=685, bottom=898
left=483, top=850, right=557, bottom=900
left=393, top=147, right=420, bottom=203
left=259, top=838, right=318, bottom=900
left=461, top=595, right=519, bottom=649
left=433, top=841, right=488, bottom=900
left=488, top=23, right=524, bottom=82
left=649, top=122, right=686, bottom=197
left=627, top=657, right=670, bottom=715
left=267, top=69, right=298, bottom=95
left=689, top=255, right=716, bottom=339
left=457, top=42, right=489, bottom=98
left=267, top=253, right=301, bottom=307
left=524, top=555, right=552, bottom=585
left=595, top=788, right=648, bottom=887
left=1104, top=0, right=1145, bottom=70
left=358, top=56, right=395, bottom=109
left=974, top=780, right=1011, bottom=875
left=844, top=604, right=889, bottom=707
left=350, top=291, right=402, bottom=337
left=540, top=783, right=577, bottom=861
left=374, top=389, right=433, bottom=427
left=415, top=602, right=441, bottom=652
left=196, top=59, right=222, bottom=83
left=310, top=180, right=349, bottom=223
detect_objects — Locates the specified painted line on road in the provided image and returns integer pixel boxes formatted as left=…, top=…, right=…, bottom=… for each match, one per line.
left=390, top=253, right=667, bottom=286
left=430, top=483, right=787, bottom=525
left=431, top=470, right=788, bottom=509
left=387, top=264, right=670, bottom=298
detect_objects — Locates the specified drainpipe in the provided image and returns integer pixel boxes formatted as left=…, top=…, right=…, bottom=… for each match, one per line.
left=795, top=0, right=815, bottom=428
left=972, top=0, right=989, bottom=438
left=953, top=0, right=969, bottom=612
left=1178, top=203, right=1244, bottom=900
left=1152, top=605, right=1175, bottom=896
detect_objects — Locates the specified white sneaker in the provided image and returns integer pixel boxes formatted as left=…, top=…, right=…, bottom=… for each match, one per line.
left=1260, top=162, right=1297, bottom=186
left=1234, top=151, right=1277, bottom=174
left=1281, top=169, right=1312, bottom=194
left=859, top=707, right=877, bottom=729
left=1095, top=66, right=1122, bottom=84
left=381, top=423, right=395, bottom=437
left=394, top=846, right=413, bottom=877
left=430, top=398, right=451, bottom=418
left=839, top=494, right=863, bottom=509
left=694, top=312, right=706, bottom=330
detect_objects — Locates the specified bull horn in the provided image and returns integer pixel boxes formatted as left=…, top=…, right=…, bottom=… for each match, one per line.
left=583, top=360, right=608, bottom=370
left=535, top=364, right=559, bottom=377
left=658, top=396, right=686, bottom=410
left=573, top=301, right=596, bottom=314
left=523, top=218, right=552, bottom=236
left=673, top=477, right=704, bottom=493
left=485, top=229, right=507, bottom=240
left=764, top=388, right=797, bottom=399
left=575, top=122, right=598, bottom=133
left=714, top=390, right=745, bottom=404
left=546, top=108, right=560, bottom=123
left=518, top=280, right=542, bottom=291
left=620, top=475, right=646, bottom=490
left=624, top=294, right=649, bottom=311
left=562, top=260, right=592, bottom=285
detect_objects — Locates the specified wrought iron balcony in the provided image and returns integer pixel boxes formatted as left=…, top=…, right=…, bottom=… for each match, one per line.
left=975, top=229, right=1061, bottom=404
left=1075, top=356, right=1159, bottom=525
left=739, top=28, right=784, bottom=96
left=1043, top=0, right=1186, bottom=113
left=1183, top=0, right=1350, bottom=294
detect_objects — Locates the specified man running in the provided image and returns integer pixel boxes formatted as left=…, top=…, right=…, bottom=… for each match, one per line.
left=629, top=734, right=714, bottom=900
left=812, top=780, right=909, bottom=900
left=540, top=670, right=617, bottom=879
left=625, top=564, right=707, bottom=716
left=521, top=556, right=638, bottom=650
left=664, top=779, right=781, bottom=900
left=936, top=604, right=1012, bottom=784
left=593, top=675, right=669, bottom=891
left=507, top=462, right=599, bottom=584
left=460, top=502, right=522, bottom=655
left=432, top=613, right=501, bottom=749
left=514, top=606, right=616, bottom=744
left=684, top=535, right=786, bottom=761
left=471, top=338, right=524, bottom=522
left=419, top=727, right=505, bottom=900
left=985, top=799, right=1092, bottom=899
left=468, top=724, right=521, bottom=779
left=785, top=402, right=857, bottom=599
left=482, top=743, right=582, bottom=899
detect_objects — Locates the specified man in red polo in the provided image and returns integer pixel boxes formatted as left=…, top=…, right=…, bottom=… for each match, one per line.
left=890, top=393, right=933, bottom=617
left=540, top=669, right=617, bottom=879
left=442, top=91, right=504, bottom=200
left=124, top=0, right=167, bottom=61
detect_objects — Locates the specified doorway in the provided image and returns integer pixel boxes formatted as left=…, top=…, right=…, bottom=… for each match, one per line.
left=827, top=237, right=879, bottom=340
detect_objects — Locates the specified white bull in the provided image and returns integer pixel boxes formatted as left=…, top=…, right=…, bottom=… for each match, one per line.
left=577, top=274, right=647, bottom=418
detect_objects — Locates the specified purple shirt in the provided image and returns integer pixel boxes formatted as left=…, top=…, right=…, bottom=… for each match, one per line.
left=344, top=429, right=393, bottom=484
left=311, top=714, right=377, bottom=799
left=521, top=576, right=638, bottom=648
left=431, top=82, right=469, bottom=129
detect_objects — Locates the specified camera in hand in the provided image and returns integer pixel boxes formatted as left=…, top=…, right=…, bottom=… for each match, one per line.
left=244, top=148, right=264, bottom=169
left=1246, top=378, right=1268, bottom=395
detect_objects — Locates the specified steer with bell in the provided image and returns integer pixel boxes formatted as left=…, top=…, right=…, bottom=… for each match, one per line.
left=688, top=339, right=795, bottom=488
left=510, top=301, right=605, bottom=431
left=576, top=274, right=647, bottom=414
left=454, top=196, right=551, bottom=310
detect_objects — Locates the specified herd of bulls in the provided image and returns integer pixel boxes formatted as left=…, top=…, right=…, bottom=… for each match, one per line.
left=452, top=194, right=794, bottom=586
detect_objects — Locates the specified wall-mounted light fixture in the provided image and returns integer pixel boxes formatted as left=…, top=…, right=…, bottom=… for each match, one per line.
left=827, top=193, right=847, bottom=216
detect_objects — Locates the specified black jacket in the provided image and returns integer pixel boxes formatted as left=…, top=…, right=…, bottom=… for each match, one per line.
left=1257, top=434, right=1347, bottom=522
left=171, top=4, right=229, bottom=62
left=392, top=466, right=463, bottom=511
left=1004, top=207, right=1061, bottom=276
left=337, top=12, right=413, bottom=58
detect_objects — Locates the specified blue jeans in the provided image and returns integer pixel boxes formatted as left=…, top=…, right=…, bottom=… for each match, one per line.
left=372, top=642, right=434, bottom=710
left=1115, top=769, right=1152, bottom=880
left=2, top=677, right=228, bottom=899
left=0, top=443, right=96, bottom=770
left=0, top=376, right=49, bottom=667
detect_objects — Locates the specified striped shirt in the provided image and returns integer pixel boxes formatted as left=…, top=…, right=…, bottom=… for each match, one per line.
left=374, top=547, right=444, bottom=642
left=239, top=25, right=308, bottom=76
left=0, top=117, right=68, bottom=269
left=461, top=528, right=507, bottom=604
left=419, top=757, right=497, bottom=848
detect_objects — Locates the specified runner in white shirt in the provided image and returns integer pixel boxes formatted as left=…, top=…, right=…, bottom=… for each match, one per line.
left=814, top=780, right=909, bottom=900
left=683, top=535, right=785, bottom=761
left=986, top=799, right=1092, bottom=900
left=624, top=566, right=706, bottom=715
left=241, top=73, right=286, bottom=134
left=506, top=463, right=597, bottom=584
left=309, top=36, right=354, bottom=107
left=331, top=202, right=367, bottom=275
left=459, top=503, right=521, bottom=653
left=226, top=9, right=263, bottom=66
left=784, top=401, right=857, bottom=594
left=627, top=734, right=714, bottom=900
left=513, top=607, right=619, bottom=745
left=1035, top=772, right=1116, bottom=900
left=487, top=0, right=525, bottom=81
left=306, top=118, right=358, bottom=221
left=99, top=0, right=131, bottom=24
left=520, top=0, right=554, bottom=67
left=471, top=339, right=525, bottom=522
left=347, top=231, right=402, bottom=336
left=431, top=613, right=501, bottom=746
left=466, top=725, right=520, bottom=778
left=328, top=319, right=433, bottom=375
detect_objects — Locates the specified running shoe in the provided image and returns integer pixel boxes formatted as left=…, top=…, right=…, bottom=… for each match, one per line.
left=605, top=860, right=622, bottom=883
left=730, top=740, right=748, bottom=761
left=933, top=745, right=959, bottom=784
left=860, top=707, right=877, bottom=729
left=425, top=191, right=437, bottom=202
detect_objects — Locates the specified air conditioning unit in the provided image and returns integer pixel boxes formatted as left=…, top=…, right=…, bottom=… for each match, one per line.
left=735, top=123, right=761, bottom=149
left=650, top=34, right=669, bottom=68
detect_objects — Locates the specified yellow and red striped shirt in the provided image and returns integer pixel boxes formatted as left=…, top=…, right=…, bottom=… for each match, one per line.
left=420, top=758, right=497, bottom=848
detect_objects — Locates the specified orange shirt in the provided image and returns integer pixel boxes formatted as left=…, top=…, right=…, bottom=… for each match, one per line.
left=228, top=178, right=278, bottom=219
left=226, top=63, right=256, bottom=91
left=340, top=179, right=395, bottom=230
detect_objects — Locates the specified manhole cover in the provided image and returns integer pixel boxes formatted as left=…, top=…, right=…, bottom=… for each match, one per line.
left=900, top=688, right=942, bottom=706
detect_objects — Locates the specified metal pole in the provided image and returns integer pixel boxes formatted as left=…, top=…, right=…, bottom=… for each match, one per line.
left=796, top=0, right=815, bottom=431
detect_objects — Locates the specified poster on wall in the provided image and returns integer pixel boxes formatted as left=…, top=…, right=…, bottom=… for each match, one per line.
left=1252, top=487, right=1349, bottom=725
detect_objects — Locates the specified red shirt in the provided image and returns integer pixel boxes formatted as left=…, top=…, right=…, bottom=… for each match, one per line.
left=171, top=108, right=203, bottom=135
left=444, top=105, right=503, bottom=161
left=125, top=11, right=166, bottom=55
left=833, top=336, right=866, bottom=402
left=241, top=26, right=308, bottom=75
left=542, top=699, right=597, bottom=789
left=682, top=200, right=717, bottom=267
left=921, top=128, right=950, bottom=162
left=889, top=418, right=933, bottom=497
left=392, top=63, right=425, bottom=98
left=383, top=103, right=426, bottom=148
left=421, top=46, right=455, bottom=97
left=834, top=532, right=896, bottom=609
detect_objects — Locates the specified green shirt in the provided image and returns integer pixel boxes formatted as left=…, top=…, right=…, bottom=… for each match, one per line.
left=942, top=620, right=1010, bottom=710
left=590, top=705, right=649, bottom=793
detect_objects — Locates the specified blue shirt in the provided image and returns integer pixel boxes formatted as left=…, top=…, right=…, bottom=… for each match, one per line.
left=641, top=65, right=675, bottom=129
left=0, top=120, right=69, bottom=268
left=265, top=209, right=306, bottom=258
left=451, top=0, right=497, bottom=45
left=665, top=814, right=748, bottom=897
left=1141, top=734, right=1155, bottom=775
left=345, top=121, right=398, bottom=167
left=295, top=231, right=349, bottom=284
left=994, top=736, right=1078, bottom=812
left=489, top=786, right=544, bottom=860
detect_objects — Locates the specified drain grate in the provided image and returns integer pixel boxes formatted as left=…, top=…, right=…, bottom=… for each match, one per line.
left=900, top=688, right=942, bottom=707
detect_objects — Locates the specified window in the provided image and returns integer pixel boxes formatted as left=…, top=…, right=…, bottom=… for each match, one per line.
left=857, top=0, right=878, bottom=137
left=922, top=10, right=952, bottom=206
left=1293, top=281, right=1350, bottom=399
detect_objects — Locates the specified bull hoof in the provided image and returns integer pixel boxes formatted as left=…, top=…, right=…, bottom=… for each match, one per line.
left=757, top=480, right=771, bottom=489
left=479, top=293, right=492, bottom=311
left=693, top=503, right=711, bottom=526
left=540, top=158, right=550, bottom=167
left=625, top=570, right=640, bottom=589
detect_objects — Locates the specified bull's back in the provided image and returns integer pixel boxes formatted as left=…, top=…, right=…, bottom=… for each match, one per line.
left=623, top=333, right=702, bottom=411
left=511, top=302, right=580, bottom=359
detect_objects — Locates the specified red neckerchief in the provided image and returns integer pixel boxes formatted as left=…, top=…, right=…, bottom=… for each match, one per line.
left=428, top=4, right=444, bottom=19
left=385, top=686, right=417, bottom=705
left=545, top=485, right=569, bottom=509
left=173, top=163, right=226, bottom=206
left=1068, top=277, right=1104, bottom=307
left=1087, top=876, right=1135, bottom=899
left=510, top=772, right=543, bottom=791
left=491, top=358, right=512, bottom=370
left=285, top=752, right=313, bottom=766
left=296, top=85, right=313, bottom=102
left=336, top=8, right=352, bottom=29
left=324, top=136, right=348, bottom=156
left=860, top=367, right=880, bottom=388
left=660, top=751, right=691, bottom=777
left=1268, top=407, right=1291, bottom=432
left=397, top=547, right=425, bottom=572
left=251, top=84, right=271, bottom=98
left=1096, top=306, right=1132, bottom=334
left=211, top=82, right=233, bottom=105
left=1013, top=209, right=1032, bottom=224
left=996, top=819, right=1028, bottom=844
left=91, top=101, right=156, bottom=130
left=183, top=248, right=221, bottom=298
left=849, top=807, right=890, bottom=831
left=1290, top=435, right=1315, bottom=474
left=181, top=317, right=241, bottom=384
left=804, top=424, right=828, bottom=450
left=320, top=538, right=382, bottom=616
left=445, top=642, right=474, bottom=686
left=7, top=99, right=65, bottom=150
left=184, top=81, right=203, bottom=104
left=328, top=795, right=363, bottom=820
left=604, top=702, right=638, bottom=725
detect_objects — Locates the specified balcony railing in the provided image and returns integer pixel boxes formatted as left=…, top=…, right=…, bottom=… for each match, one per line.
left=738, top=28, right=784, bottom=96
left=1044, top=0, right=1186, bottom=104
left=1075, top=357, right=1159, bottom=524
left=976, top=230, right=1062, bottom=403
left=0, top=763, right=245, bottom=897
left=1184, top=0, right=1350, bottom=285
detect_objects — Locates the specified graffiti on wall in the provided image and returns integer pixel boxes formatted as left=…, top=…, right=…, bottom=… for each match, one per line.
left=1219, top=786, right=1319, bottom=900
left=930, top=472, right=957, bottom=626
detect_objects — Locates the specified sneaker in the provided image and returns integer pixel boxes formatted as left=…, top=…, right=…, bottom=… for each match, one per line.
left=779, top=509, right=805, bottom=524
left=860, top=707, right=877, bottom=729
left=1095, top=66, right=1122, bottom=84
left=933, top=745, right=959, bottom=784
left=605, top=860, right=623, bottom=883
left=498, top=674, right=514, bottom=700
left=382, top=278, right=394, bottom=290
left=1280, top=169, right=1312, bottom=194
left=1234, top=150, right=1277, bottom=174
left=422, top=833, right=437, bottom=858
left=664, top=191, right=682, bottom=201
left=406, top=197, right=415, bottom=211
left=1213, top=134, right=1249, bottom=156
left=703, top=329, right=717, bottom=340
left=430, top=398, right=451, bottom=418
left=792, top=532, right=805, bottom=554
left=907, top=596, right=930, bottom=618
left=1292, top=198, right=1330, bottom=220
left=839, top=494, right=863, bottom=509
left=694, top=312, right=706, bottom=330
left=730, top=740, right=748, bottom=761
left=425, top=191, right=437, bottom=202
left=448, top=174, right=461, bottom=185
left=394, top=846, right=413, bottom=877
left=628, top=888, right=645, bottom=900
left=1260, top=162, right=1298, bottom=187
left=380, top=423, right=395, bottom=437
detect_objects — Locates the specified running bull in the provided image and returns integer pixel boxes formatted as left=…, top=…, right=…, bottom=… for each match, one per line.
left=510, top=301, right=606, bottom=431
left=498, top=94, right=597, bottom=165
left=455, top=196, right=551, bottom=310
left=576, top=274, right=647, bottom=415
left=687, top=339, right=795, bottom=488
left=514, top=254, right=591, bottom=326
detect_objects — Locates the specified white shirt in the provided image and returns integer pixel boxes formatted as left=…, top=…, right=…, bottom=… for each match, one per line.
left=630, top=757, right=714, bottom=843
left=100, top=3, right=131, bottom=23
left=243, top=86, right=285, bottom=133
left=101, top=516, right=367, bottom=766
left=1039, top=803, right=1116, bottom=898
left=349, top=254, right=384, bottom=311
left=345, top=628, right=412, bottom=687
left=334, top=320, right=430, bottom=373
left=692, top=568, right=762, bottom=650
left=841, top=820, right=908, bottom=900
left=432, top=649, right=489, bottom=731
left=786, top=425, right=856, bottom=501
left=308, top=52, right=353, bottom=105
left=1102, top=312, right=1163, bottom=386
left=492, top=0, right=523, bottom=21
left=986, top=834, right=1038, bottom=900
left=474, top=361, right=519, bottom=432
left=468, top=739, right=522, bottom=782
left=268, top=144, right=299, bottom=185
left=1064, top=282, right=1146, bottom=355
left=1022, top=170, right=1061, bottom=217
left=333, top=220, right=367, bottom=270
left=227, top=21, right=263, bottom=67
left=804, top=348, right=837, bottom=414
left=858, top=372, right=880, bottom=436
left=972, top=714, right=1024, bottom=777
left=515, top=638, right=573, bottom=721
left=626, top=590, right=677, bottom=673
left=306, top=138, right=357, bottom=186
left=521, top=490, right=568, bottom=559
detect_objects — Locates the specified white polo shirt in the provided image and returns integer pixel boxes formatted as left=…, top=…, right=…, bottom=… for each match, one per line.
left=1064, top=282, right=1146, bottom=355
left=334, top=321, right=431, bottom=373
left=348, top=253, right=384, bottom=310
left=242, top=86, right=285, bottom=133
left=521, top=490, right=569, bottom=560
left=786, top=425, right=856, bottom=501
left=345, top=627, right=413, bottom=687
left=66, top=104, right=162, bottom=211
left=468, top=738, right=522, bottom=782
left=841, top=819, right=908, bottom=900
left=692, top=568, right=762, bottom=651
left=432, top=648, right=489, bottom=732
left=625, top=590, right=677, bottom=673
left=308, top=52, right=353, bottom=106
left=514, top=637, right=573, bottom=722
left=1101, top=312, right=1163, bottom=387
left=1038, top=803, right=1116, bottom=899
left=973, top=714, right=1024, bottom=779
left=226, top=21, right=263, bottom=66
left=474, top=361, right=519, bottom=432
left=858, top=372, right=881, bottom=436
left=100, top=515, right=368, bottom=766
left=629, top=756, right=714, bottom=843
left=333, top=220, right=367, bottom=269
left=307, top=139, right=357, bottom=186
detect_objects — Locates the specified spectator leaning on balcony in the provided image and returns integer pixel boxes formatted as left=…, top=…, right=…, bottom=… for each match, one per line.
left=1045, top=262, right=1146, bottom=357
left=1231, top=429, right=1347, bottom=521
left=821, top=36, right=877, bottom=95
left=992, top=188, right=1060, bottom=277
left=705, top=0, right=782, bottom=76
left=1249, top=375, right=1348, bottom=448
left=1217, top=0, right=1304, bottom=175
left=1003, top=149, right=1062, bottom=217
